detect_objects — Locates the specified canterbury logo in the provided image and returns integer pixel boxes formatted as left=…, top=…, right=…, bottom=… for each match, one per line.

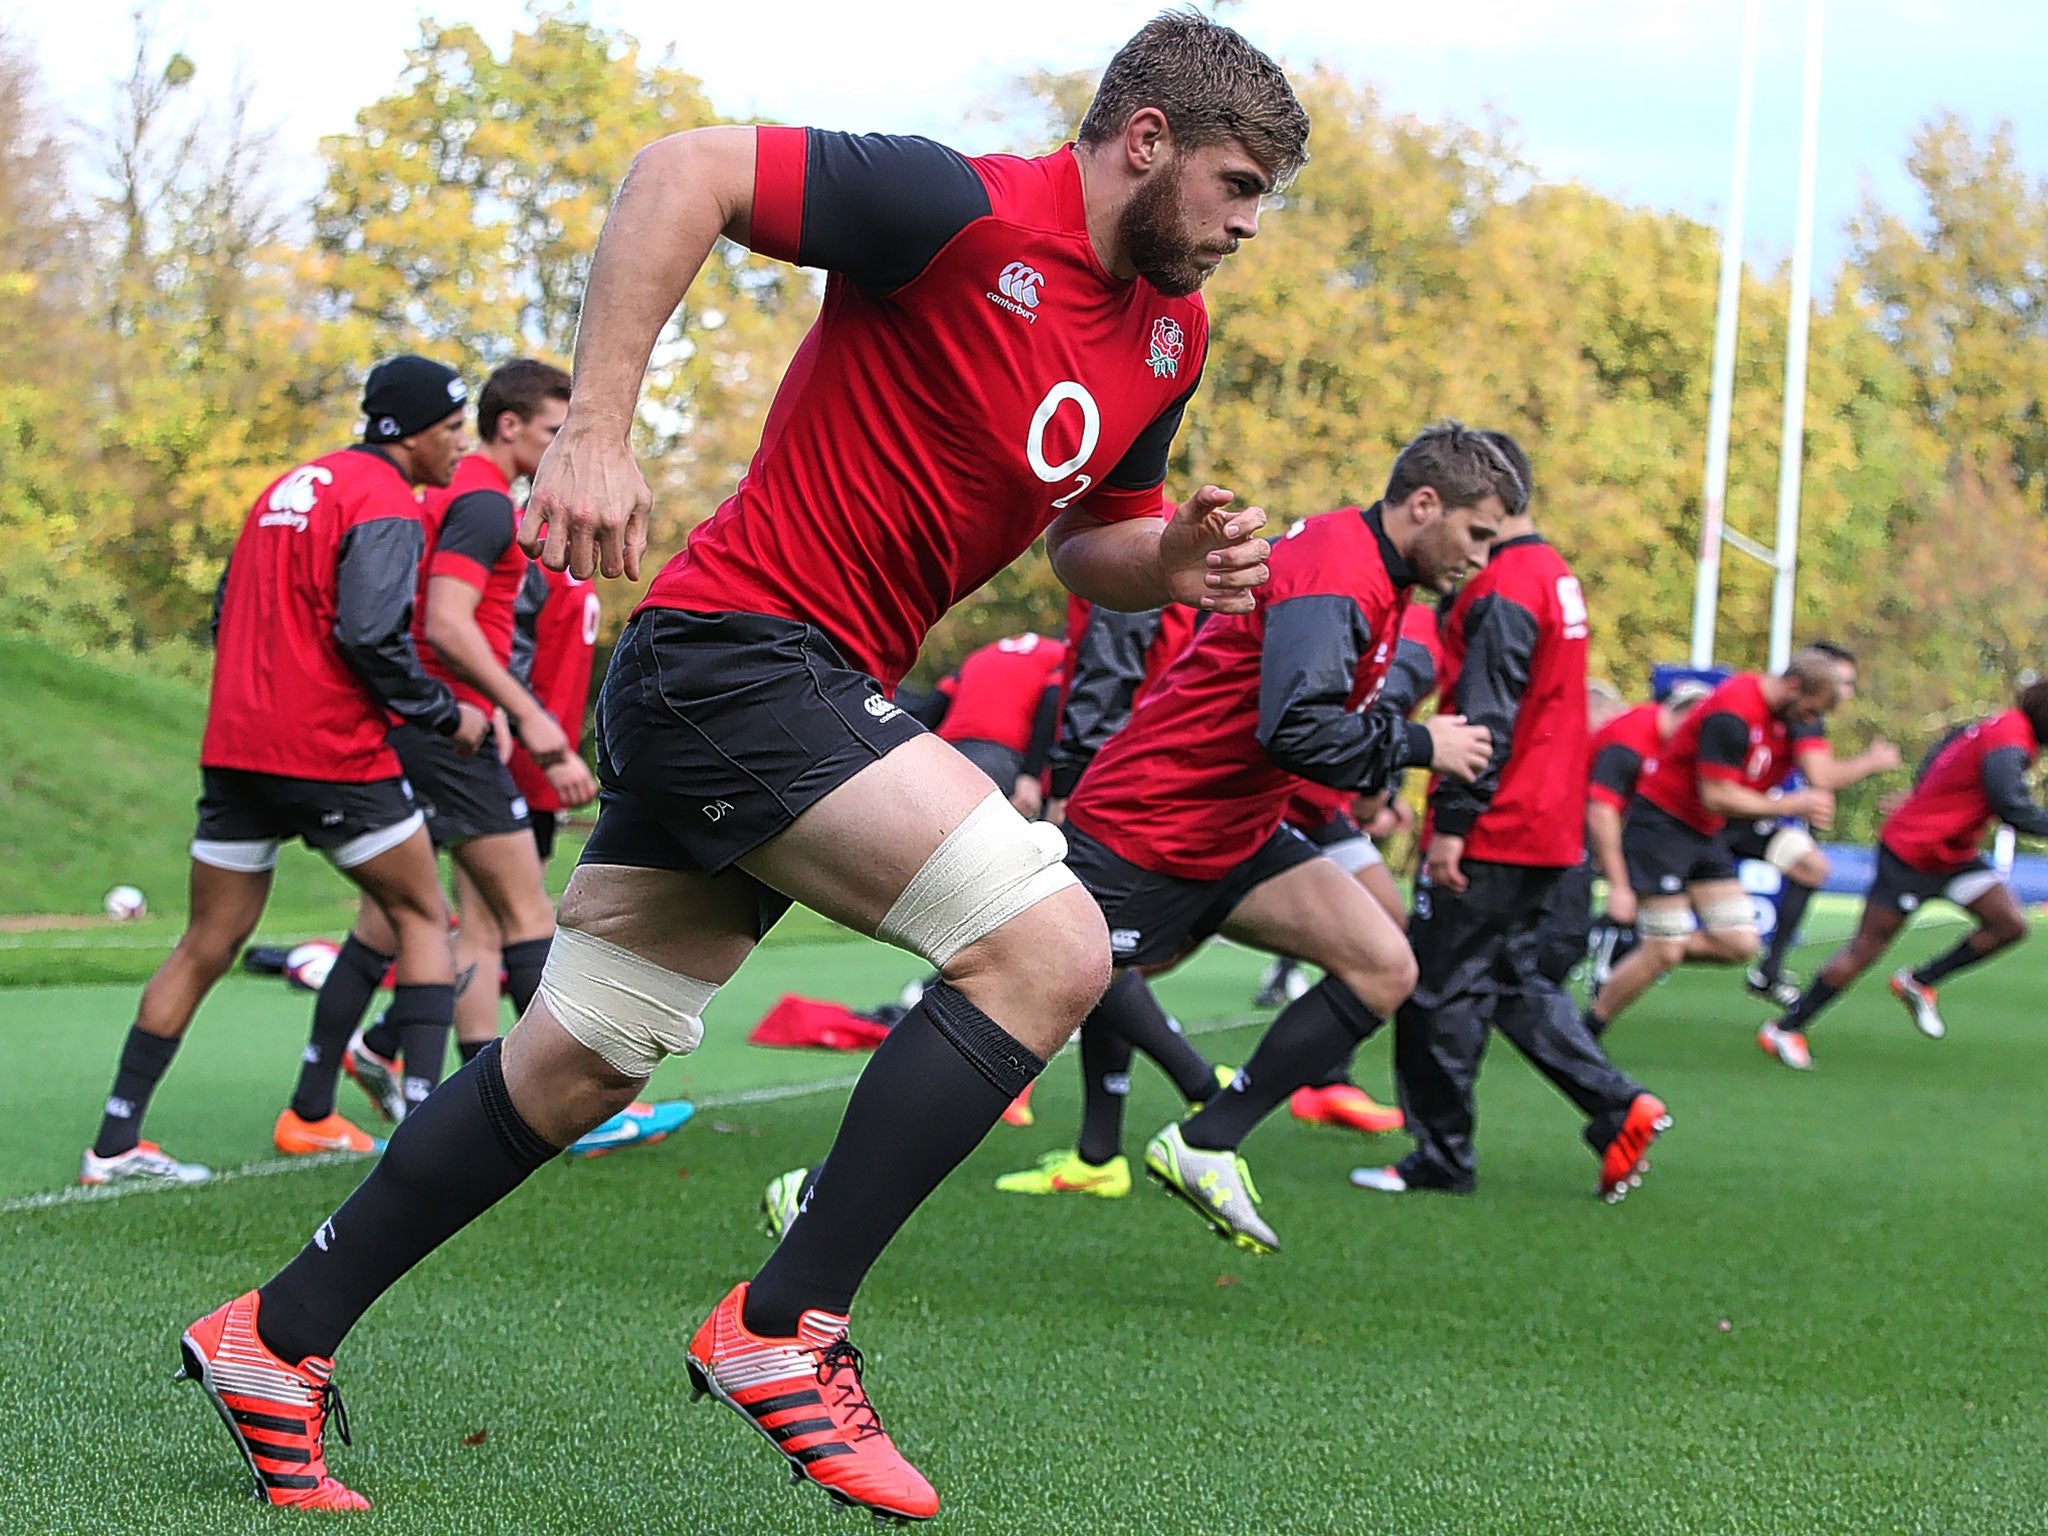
left=863, top=694, right=902, bottom=722
left=999, top=262, right=1043, bottom=307
left=259, top=464, right=331, bottom=529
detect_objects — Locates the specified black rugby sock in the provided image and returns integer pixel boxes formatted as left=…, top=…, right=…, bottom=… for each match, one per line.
left=1779, top=975, right=1841, bottom=1030
left=358, top=1013, right=402, bottom=1063
left=1096, top=970, right=1217, bottom=1103
left=456, top=1038, right=491, bottom=1065
left=1761, top=881, right=1816, bottom=982
left=1075, top=1019, right=1136, bottom=1166
left=1913, top=936, right=1994, bottom=987
left=1181, top=978, right=1383, bottom=1152
left=291, top=937, right=391, bottom=1121
left=92, top=1026, right=181, bottom=1158
left=503, top=935, right=551, bottom=1014
left=385, top=983, right=455, bottom=1111
left=744, top=983, right=1043, bottom=1338
left=256, top=1042, right=559, bottom=1365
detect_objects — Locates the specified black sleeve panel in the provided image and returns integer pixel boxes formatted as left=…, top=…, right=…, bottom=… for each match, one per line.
left=1981, top=746, right=2048, bottom=836
left=1696, top=711, right=1750, bottom=770
left=434, top=490, right=516, bottom=569
left=509, top=561, right=548, bottom=687
left=333, top=516, right=460, bottom=736
left=1916, top=726, right=1965, bottom=787
left=1431, top=593, right=1539, bottom=837
left=799, top=133, right=992, bottom=293
left=1102, top=367, right=1204, bottom=491
left=1257, top=593, right=1435, bottom=791
left=1591, top=743, right=1645, bottom=801
left=1022, top=681, right=1062, bottom=777
left=1048, top=607, right=1162, bottom=797
left=210, top=561, right=229, bottom=646
left=1379, top=635, right=1437, bottom=719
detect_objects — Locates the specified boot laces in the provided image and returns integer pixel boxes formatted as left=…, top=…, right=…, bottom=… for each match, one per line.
left=816, top=1340, right=886, bottom=1443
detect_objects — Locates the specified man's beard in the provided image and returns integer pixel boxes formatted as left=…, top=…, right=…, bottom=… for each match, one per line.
left=1118, top=167, right=1223, bottom=297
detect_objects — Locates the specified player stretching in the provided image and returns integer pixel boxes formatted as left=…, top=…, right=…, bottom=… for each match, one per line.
left=1069, top=425, right=1506, bottom=1254
left=82, top=357, right=487, bottom=1189
left=1586, top=654, right=1843, bottom=1041
left=178, top=15, right=1305, bottom=1521
left=1761, top=681, right=2048, bottom=1068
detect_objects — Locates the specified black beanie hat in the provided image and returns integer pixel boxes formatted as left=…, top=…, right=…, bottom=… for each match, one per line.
left=361, top=355, right=468, bottom=443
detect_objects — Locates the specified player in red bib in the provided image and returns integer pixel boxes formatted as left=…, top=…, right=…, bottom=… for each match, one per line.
left=185, top=16, right=1306, bottom=1522
left=1761, top=682, right=2048, bottom=1066
left=508, top=561, right=605, bottom=862
left=1588, top=655, right=1844, bottom=1043
left=81, top=358, right=490, bottom=1206
left=1351, top=434, right=1668, bottom=1203
left=1065, top=425, right=1506, bottom=1254
left=933, top=631, right=1067, bottom=814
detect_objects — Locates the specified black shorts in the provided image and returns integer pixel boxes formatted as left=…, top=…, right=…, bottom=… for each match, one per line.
left=1300, top=809, right=1363, bottom=847
left=389, top=726, right=530, bottom=846
left=581, top=609, right=927, bottom=876
left=1622, top=799, right=1738, bottom=896
left=192, top=768, right=421, bottom=872
left=1065, top=823, right=1323, bottom=969
left=950, top=738, right=1023, bottom=794
left=530, top=809, right=559, bottom=864
left=1868, top=843, right=1999, bottom=914
left=1721, top=817, right=1779, bottom=862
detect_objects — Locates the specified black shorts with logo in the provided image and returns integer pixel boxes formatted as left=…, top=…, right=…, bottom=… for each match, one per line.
left=1064, top=822, right=1323, bottom=969
left=1622, top=799, right=1739, bottom=896
left=193, top=768, right=419, bottom=866
left=580, top=609, right=928, bottom=877
left=1721, top=817, right=1780, bottom=862
left=389, top=725, right=530, bottom=847
left=1867, top=843, right=1996, bottom=914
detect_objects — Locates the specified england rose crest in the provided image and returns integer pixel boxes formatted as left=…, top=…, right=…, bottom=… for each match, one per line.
left=1146, top=317, right=1184, bottom=379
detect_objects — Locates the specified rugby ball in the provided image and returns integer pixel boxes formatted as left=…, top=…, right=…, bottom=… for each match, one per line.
left=285, top=940, right=342, bottom=993
left=104, top=884, right=148, bottom=922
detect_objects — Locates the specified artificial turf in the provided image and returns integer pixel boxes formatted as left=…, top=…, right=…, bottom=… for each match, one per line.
left=4, top=916, right=2047, bottom=1534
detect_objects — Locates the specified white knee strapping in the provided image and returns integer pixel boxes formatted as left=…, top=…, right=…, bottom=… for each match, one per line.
left=1946, top=869, right=2004, bottom=907
left=1699, top=896, right=1758, bottom=933
left=191, top=837, right=280, bottom=873
left=1764, top=826, right=1819, bottom=874
left=537, top=926, right=718, bottom=1079
left=877, top=791, right=1078, bottom=968
left=1323, top=836, right=1384, bottom=875
left=1638, top=905, right=1698, bottom=941
left=331, top=811, right=426, bottom=871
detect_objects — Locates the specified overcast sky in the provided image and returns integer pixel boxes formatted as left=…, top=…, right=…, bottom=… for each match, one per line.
left=7, top=0, right=2043, bottom=275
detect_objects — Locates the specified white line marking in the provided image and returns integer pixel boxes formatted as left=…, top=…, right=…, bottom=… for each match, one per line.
left=0, top=1014, right=1268, bottom=1219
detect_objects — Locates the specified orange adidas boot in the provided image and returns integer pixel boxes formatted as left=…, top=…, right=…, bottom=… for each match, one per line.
left=1288, top=1084, right=1404, bottom=1135
left=1598, top=1094, right=1672, bottom=1204
left=687, top=1282, right=938, bottom=1523
left=178, top=1291, right=368, bottom=1510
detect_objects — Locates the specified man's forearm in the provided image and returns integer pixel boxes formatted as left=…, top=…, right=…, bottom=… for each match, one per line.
left=1699, top=780, right=1792, bottom=819
left=1587, top=804, right=1628, bottom=891
left=426, top=613, right=547, bottom=727
left=1046, top=517, right=1173, bottom=612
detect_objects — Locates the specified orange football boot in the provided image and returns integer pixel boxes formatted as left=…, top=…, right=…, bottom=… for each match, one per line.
left=1288, top=1084, right=1405, bottom=1134
left=178, top=1290, right=368, bottom=1510
left=1000, top=1081, right=1036, bottom=1127
left=687, top=1282, right=938, bottom=1523
left=1598, top=1094, right=1672, bottom=1204
left=272, top=1109, right=381, bottom=1157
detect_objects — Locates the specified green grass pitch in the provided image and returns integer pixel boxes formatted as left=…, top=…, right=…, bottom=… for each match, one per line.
left=5, top=914, right=2048, bottom=1534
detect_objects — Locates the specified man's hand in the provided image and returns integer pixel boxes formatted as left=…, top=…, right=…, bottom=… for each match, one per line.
left=1425, top=833, right=1468, bottom=894
left=1043, top=796, right=1067, bottom=827
left=520, top=421, right=651, bottom=581
left=493, top=709, right=514, bottom=763
left=1157, top=486, right=1270, bottom=615
left=545, top=754, right=599, bottom=808
left=1605, top=885, right=1638, bottom=927
left=518, top=709, right=573, bottom=766
left=450, top=703, right=491, bottom=756
left=1793, top=786, right=1837, bottom=831
left=1877, top=788, right=1908, bottom=819
left=1862, top=738, right=1903, bottom=774
left=1426, top=714, right=1492, bottom=781
left=1010, top=774, right=1044, bottom=821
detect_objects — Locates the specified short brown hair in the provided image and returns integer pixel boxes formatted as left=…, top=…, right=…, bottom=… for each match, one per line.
left=2018, top=679, right=2048, bottom=742
left=1384, top=421, right=1527, bottom=515
left=477, top=359, right=571, bottom=443
left=1077, top=10, right=1309, bottom=188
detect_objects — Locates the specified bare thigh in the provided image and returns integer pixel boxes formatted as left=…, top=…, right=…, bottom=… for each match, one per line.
left=451, top=830, right=555, bottom=943
left=1219, top=855, right=1417, bottom=1017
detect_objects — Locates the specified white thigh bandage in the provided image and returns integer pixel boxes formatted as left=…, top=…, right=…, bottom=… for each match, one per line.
left=1945, top=868, right=2004, bottom=907
left=878, top=791, right=1077, bottom=968
left=330, top=811, right=426, bottom=871
left=537, top=926, right=718, bottom=1078
left=1323, top=836, right=1384, bottom=875
left=1699, top=896, right=1758, bottom=933
left=191, top=837, right=280, bottom=873
left=1638, top=905, right=1699, bottom=941
left=1764, top=826, right=1819, bottom=874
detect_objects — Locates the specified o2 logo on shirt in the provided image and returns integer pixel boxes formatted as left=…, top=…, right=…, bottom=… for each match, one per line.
left=1556, top=576, right=1588, bottom=640
left=1025, top=381, right=1102, bottom=509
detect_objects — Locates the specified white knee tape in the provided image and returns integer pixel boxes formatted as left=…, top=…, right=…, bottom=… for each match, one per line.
left=1699, top=896, right=1758, bottom=934
left=878, top=791, right=1078, bottom=968
left=537, top=926, right=717, bottom=1079
left=1637, top=905, right=1698, bottom=941
left=1765, top=826, right=1819, bottom=874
